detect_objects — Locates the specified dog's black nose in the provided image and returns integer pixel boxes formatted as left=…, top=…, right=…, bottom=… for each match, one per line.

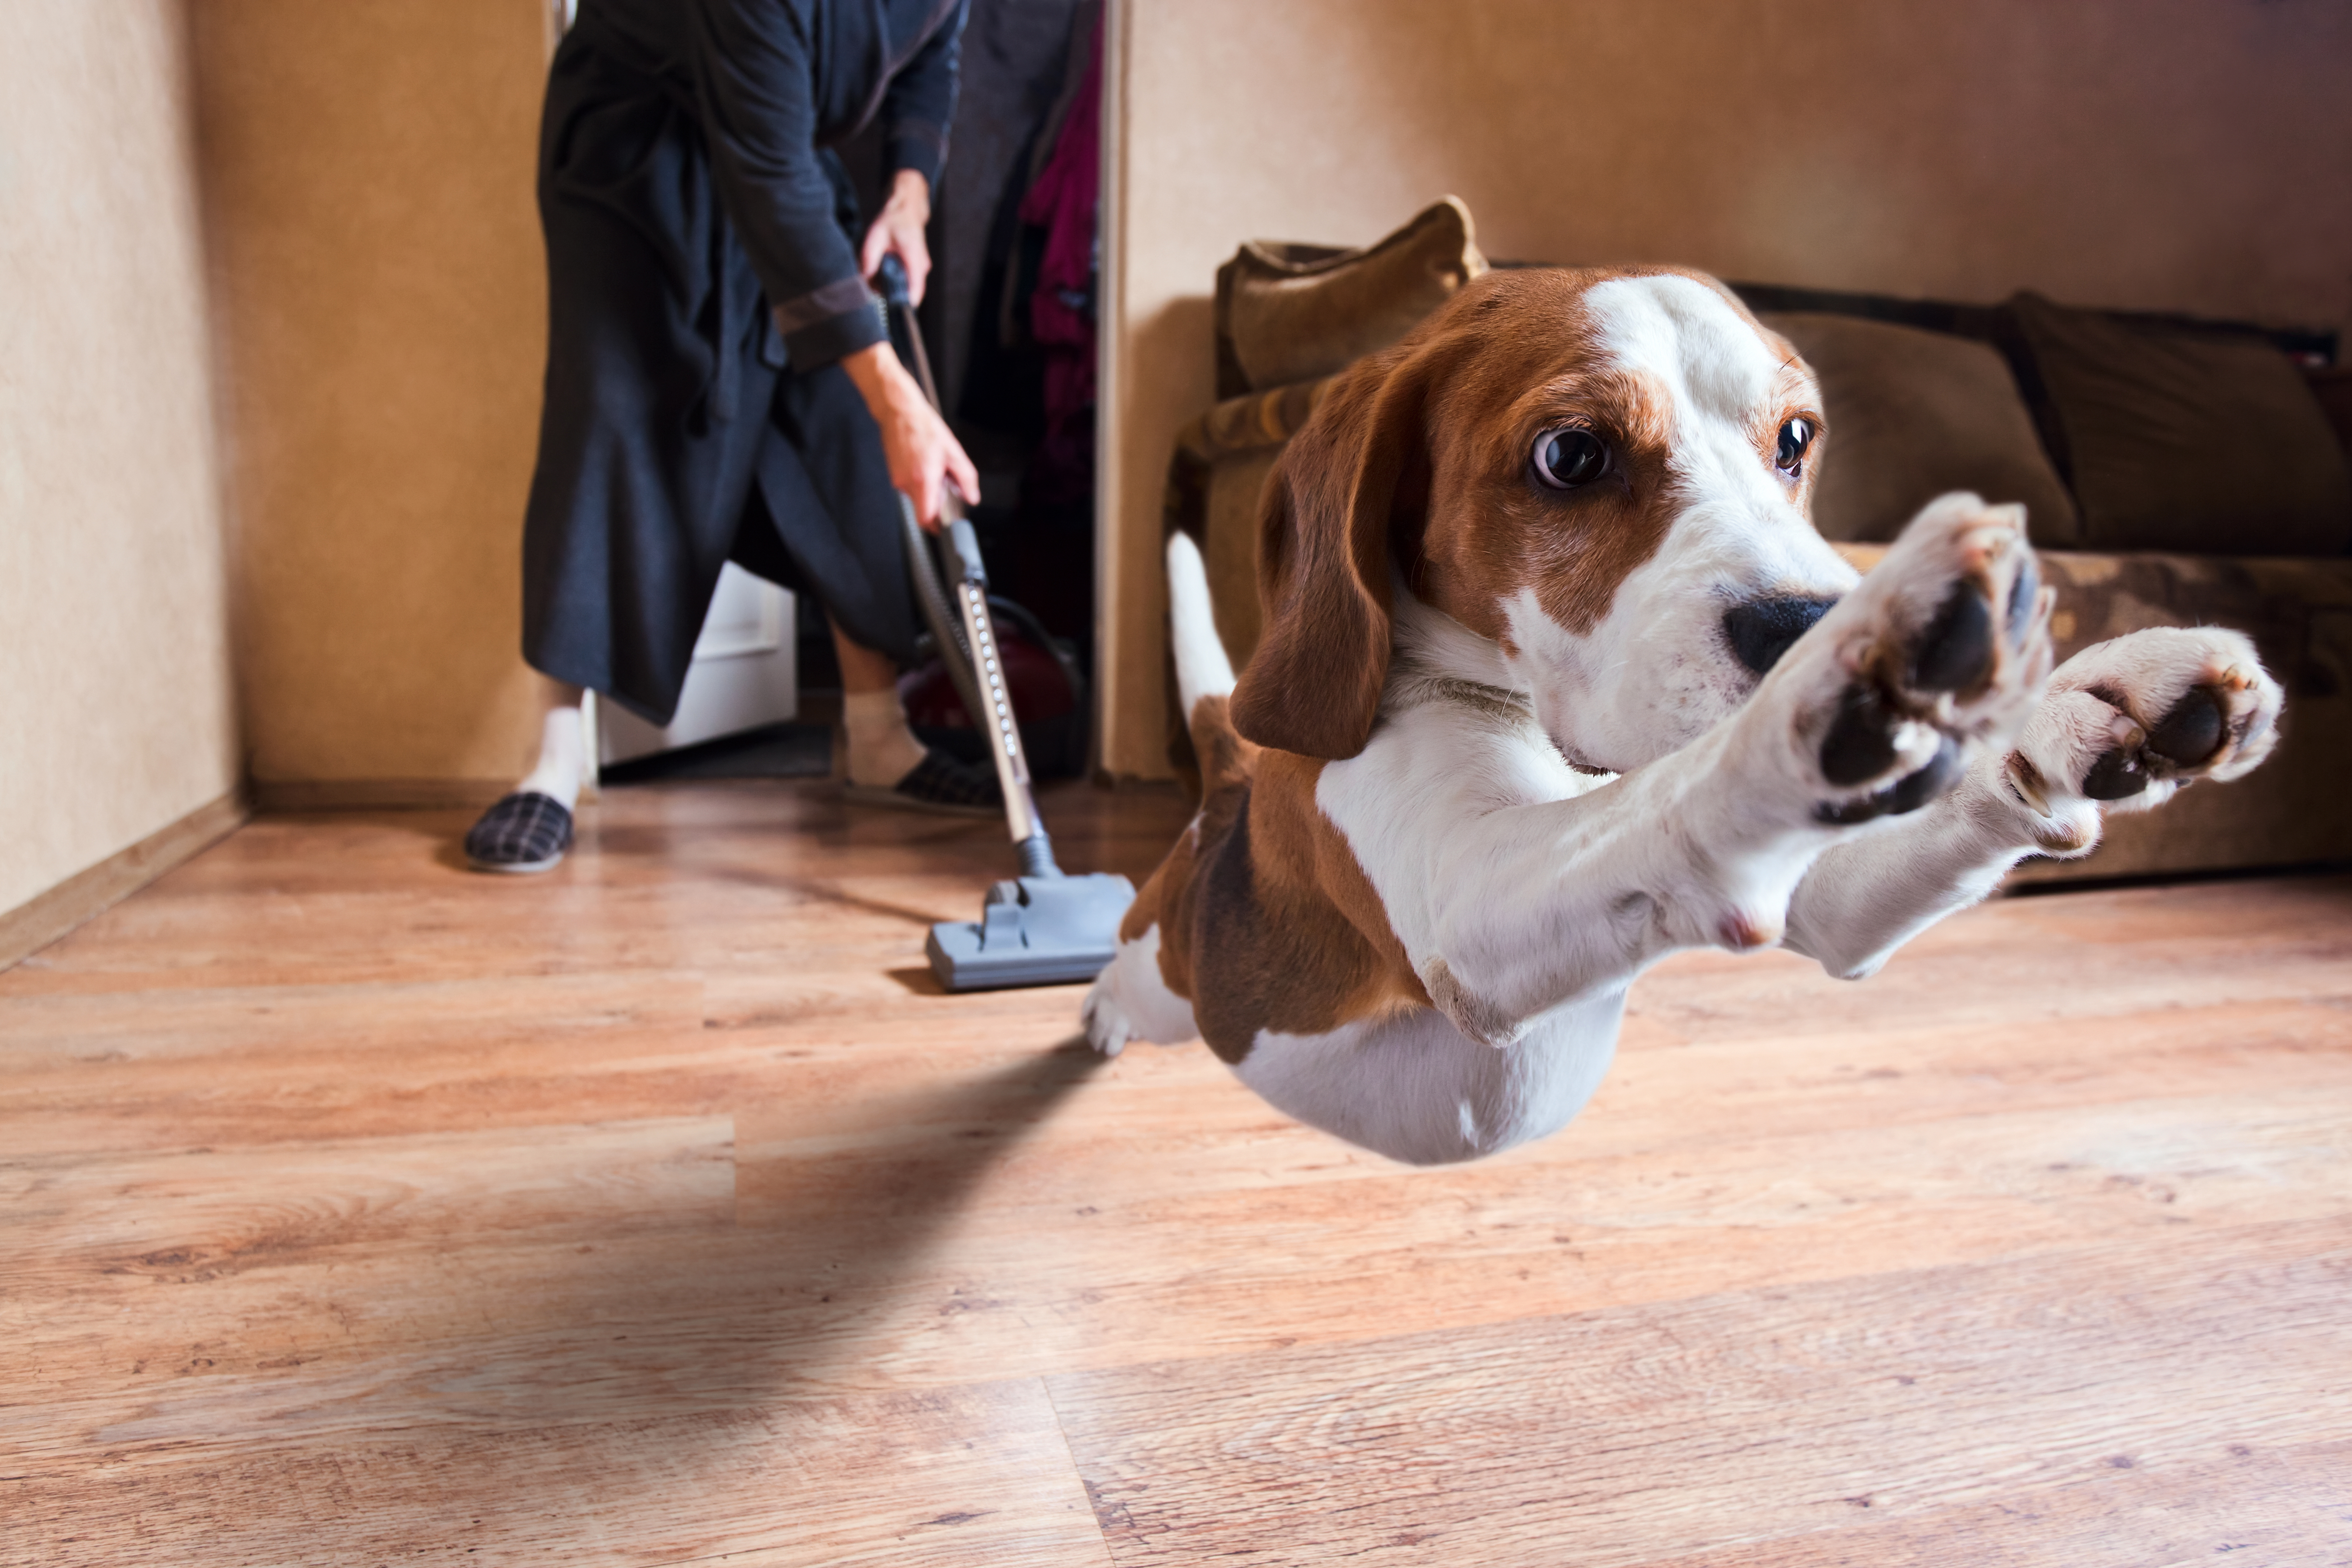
left=1723, top=595, right=1839, bottom=674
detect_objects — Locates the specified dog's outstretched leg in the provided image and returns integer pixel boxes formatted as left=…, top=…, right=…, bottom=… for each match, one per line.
left=1327, top=495, right=2053, bottom=1036
left=1784, top=624, right=2283, bottom=977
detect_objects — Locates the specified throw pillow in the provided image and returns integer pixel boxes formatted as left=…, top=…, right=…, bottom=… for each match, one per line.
left=1215, top=196, right=1486, bottom=397
left=2305, top=368, right=2352, bottom=464
left=1763, top=312, right=2082, bottom=548
left=1995, top=291, right=2352, bottom=555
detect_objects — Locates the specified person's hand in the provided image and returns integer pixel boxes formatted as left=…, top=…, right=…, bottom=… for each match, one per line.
left=860, top=169, right=934, bottom=306
left=842, top=341, right=979, bottom=532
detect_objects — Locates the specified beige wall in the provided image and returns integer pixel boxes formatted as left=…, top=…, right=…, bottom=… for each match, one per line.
left=193, top=0, right=554, bottom=794
left=1099, top=0, right=2352, bottom=778
left=0, top=1, right=240, bottom=916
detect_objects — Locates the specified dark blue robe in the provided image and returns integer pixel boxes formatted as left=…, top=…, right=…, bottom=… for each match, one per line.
left=522, top=0, right=967, bottom=724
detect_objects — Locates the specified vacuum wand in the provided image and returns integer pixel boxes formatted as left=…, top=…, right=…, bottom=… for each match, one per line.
left=940, top=519, right=1058, bottom=876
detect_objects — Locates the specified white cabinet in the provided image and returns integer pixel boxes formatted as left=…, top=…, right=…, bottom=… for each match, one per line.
left=591, top=564, right=798, bottom=768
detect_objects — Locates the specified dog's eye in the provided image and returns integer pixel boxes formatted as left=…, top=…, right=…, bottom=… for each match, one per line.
left=1533, top=428, right=1608, bottom=490
left=1776, top=418, right=1813, bottom=473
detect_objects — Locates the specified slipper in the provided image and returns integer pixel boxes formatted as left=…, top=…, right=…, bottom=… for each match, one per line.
left=464, top=791, right=575, bottom=873
left=843, top=748, right=1003, bottom=817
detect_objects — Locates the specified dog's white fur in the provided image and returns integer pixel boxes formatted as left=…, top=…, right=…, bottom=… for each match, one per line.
left=1088, top=276, right=2284, bottom=1165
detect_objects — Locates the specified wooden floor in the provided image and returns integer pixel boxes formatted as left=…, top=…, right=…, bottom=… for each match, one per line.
left=4, top=780, right=2350, bottom=1567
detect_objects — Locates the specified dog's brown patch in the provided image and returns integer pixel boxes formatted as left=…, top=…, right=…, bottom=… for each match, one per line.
left=1227, top=343, right=1449, bottom=760
left=1132, top=699, right=1427, bottom=1064
left=1118, top=694, right=1251, bottom=956
left=1189, top=750, right=1429, bottom=1063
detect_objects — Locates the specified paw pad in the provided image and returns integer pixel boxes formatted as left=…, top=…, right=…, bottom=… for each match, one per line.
left=1817, top=735, right=1962, bottom=825
left=1808, top=507, right=2046, bottom=823
left=1819, top=686, right=1900, bottom=788
left=1908, top=583, right=1996, bottom=694
left=2082, top=684, right=2233, bottom=800
left=2081, top=742, right=2152, bottom=801
left=2143, top=687, right=2225, bottom=766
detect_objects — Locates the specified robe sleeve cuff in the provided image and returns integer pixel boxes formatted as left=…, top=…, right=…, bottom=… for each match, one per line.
left=773, top=279, right=887, bottom=370
left=887, top=119, right=947, bottom=191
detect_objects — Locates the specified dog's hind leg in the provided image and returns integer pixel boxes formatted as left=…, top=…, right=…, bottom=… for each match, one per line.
left=1167, top=530, right=1236, bottom=717
left=1083, top=533, right=1251, bottom=1057
left=1784, top=624, right=2283, bottom=978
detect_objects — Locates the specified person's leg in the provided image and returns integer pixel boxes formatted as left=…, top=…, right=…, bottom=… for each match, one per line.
left=758, top=365, right=995, bottom=811
left=485, top=32, right=782, bottom=870
left=465, top=678, right=587, bottom=873
left=833, top=625, right=930, bottom=789
left=514, top=680, right=589, bottom=809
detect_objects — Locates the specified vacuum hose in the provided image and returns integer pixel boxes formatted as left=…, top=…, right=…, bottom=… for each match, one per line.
left=874, top=255, right=1061, bottom=879
left=898, top=497, right=985, bottom=726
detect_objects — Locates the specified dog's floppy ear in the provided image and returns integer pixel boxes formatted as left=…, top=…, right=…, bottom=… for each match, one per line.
left=1229, top=346, right=1438, bottom=759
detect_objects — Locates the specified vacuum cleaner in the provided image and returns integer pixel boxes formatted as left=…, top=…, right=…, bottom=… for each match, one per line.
left=872, top=257, right=1135, bottom=992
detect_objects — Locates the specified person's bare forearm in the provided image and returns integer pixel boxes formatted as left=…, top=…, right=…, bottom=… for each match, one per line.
left=841, top=340, right=977, bottom=530
left=841, top=340, right=915, bottom=413
left=846, top=162, right=974, bottom=530
left=885, top=168, right=928, bottom=224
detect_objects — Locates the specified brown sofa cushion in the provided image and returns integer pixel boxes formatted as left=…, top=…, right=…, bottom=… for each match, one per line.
left=1996, top=291, right=2352, bottom=555
left=2306, top=367, right=2352, bottom=459
left=1763, top=312, right=2082, bottom=548
left=1215, top=196, right=1486, bottom=397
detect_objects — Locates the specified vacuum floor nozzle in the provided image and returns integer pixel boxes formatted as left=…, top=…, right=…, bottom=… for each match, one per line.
left=926, top=872, right=1136, bottom=991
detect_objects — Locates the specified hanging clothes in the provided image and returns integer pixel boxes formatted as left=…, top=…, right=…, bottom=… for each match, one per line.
left=1012, top=11, right=1102, bottom=507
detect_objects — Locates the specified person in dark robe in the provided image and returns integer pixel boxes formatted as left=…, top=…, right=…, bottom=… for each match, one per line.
left=465, top=0, right=989, bottom=874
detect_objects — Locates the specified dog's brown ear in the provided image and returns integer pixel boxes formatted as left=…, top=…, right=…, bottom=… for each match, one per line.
left=1229, top=346, right=1437, bottom=759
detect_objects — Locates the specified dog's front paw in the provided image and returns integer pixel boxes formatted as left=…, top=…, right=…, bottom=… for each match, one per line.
left=2006, top=628, right=2282, bottom=833
left=1082, top=973, right=1133, bottom=1057
left=1779, top=493, right=2052, bottom=825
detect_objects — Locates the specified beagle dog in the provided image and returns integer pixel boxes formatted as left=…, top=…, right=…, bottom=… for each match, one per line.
left=1085, top=266, right=2284, bottom=1166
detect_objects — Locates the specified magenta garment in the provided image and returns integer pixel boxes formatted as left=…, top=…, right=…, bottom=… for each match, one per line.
left=1017, top=15, right=1102, bottom=502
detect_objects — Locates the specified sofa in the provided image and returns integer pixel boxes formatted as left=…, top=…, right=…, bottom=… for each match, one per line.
left=1163, top=198, right=2352, bottom=885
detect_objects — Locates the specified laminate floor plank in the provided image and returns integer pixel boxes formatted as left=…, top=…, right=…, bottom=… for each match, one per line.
left=9, top=939, right=2345, bottom=1160
left=1050, top=1219, right=2352, bottom=1568
left=5, top=1379, right=1111, bottom=1568
left=10, top=1072, right=2343, bottom=1452
left=3, top=784, right=2346, bottom=1565
left=0, top=975, right=720, bottom=1155
left=0, top=785, right=1182, bottom=998
left=1620, top=1440, right=2352, bottom=1568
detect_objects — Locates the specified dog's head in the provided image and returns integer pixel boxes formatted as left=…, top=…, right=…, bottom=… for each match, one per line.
left=1229, top=266, right=1860, bottom=771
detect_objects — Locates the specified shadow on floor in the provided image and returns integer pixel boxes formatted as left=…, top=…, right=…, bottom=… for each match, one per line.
left=462, top=1035, right=1112, bottom=1427
left=598, top=721, right=835, bottom=784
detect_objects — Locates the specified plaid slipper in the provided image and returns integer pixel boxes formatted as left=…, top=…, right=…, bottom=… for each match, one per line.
left=464, top=791, right=575, bottom=873
left=843, top=748, right=1003, bottom=818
